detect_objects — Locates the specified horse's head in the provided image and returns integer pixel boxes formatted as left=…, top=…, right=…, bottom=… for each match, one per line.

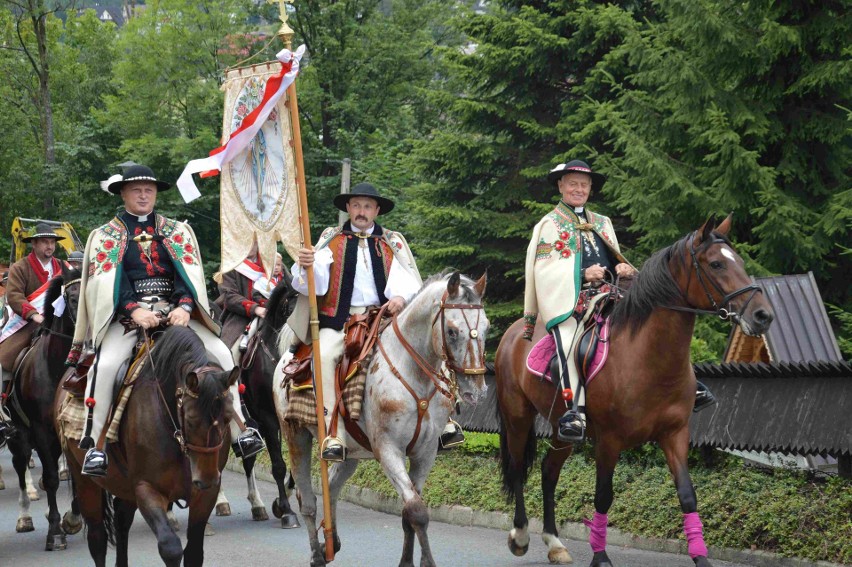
left=180, top=365, right=239, bottom=491
left=42, top=265, right=82, bottom=331
left=431, top=271, right=490, bottom=406
left=680, top=214, right=774, bottom=336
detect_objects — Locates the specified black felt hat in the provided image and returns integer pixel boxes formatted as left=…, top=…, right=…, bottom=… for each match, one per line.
left=22, top=223, right=67, bottom=243
left=547, top=160, right=606, bottom=192
left=105, top=164, right=171, bottom=195
left=333, top=182, right=394, bottom=215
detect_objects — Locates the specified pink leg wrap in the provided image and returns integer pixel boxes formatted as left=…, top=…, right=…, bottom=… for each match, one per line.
left=683, top=512, right=708, bottom=558
left=583, top=511, right=608, bottom=553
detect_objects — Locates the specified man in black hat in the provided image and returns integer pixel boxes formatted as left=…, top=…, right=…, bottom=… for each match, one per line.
left=523, top=160, right=715, bottom=443
left=66, top=164, right=264, bottom=476
left=0, top=224, right=66, bottom=402
left=290, top=182, right=431, bottom=461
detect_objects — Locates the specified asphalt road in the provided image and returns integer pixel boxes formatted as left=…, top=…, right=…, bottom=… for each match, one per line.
left=0, top=449, right=755, bottom=567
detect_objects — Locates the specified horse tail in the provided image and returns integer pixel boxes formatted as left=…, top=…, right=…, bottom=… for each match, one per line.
left=497, top=408, right=537, bottom=504
left=102, top=490, right=116, bottom=547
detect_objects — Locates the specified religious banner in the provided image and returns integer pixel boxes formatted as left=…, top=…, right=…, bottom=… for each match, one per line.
left=177, top=46, right=305, bottom=275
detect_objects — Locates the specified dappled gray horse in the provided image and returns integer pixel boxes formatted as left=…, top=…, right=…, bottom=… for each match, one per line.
left=275, top=271, right=489, bottom=567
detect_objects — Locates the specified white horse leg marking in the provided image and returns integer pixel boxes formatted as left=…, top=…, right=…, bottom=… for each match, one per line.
left=25, top=468, right=39, bottom=501
left=215, top=485, right=231, bottom=516
left=246, top=467, right=268, bottom=521
left=17, top=480, right=34, bottom=532
left=542, top=532, right=573, bottom=564
left=510, top=525, right=530, bottom=549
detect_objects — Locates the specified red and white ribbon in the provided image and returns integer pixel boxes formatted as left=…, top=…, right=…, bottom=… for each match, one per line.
left=176, top=45, right=306, bottom=203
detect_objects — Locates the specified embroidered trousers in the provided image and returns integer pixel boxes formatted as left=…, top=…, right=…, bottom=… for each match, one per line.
left=81, top=319, right=248, bottom=448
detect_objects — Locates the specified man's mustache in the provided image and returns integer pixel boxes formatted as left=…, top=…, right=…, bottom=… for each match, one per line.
left=355, top=216, right=368, bottom=221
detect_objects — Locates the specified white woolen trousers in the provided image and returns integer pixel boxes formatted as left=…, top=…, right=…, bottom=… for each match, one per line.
left=81, top=319, right=247, bottom=447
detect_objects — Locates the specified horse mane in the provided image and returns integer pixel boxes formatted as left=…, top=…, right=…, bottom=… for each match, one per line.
left=42, top=266, right=81, bottom=327
left=610, top=234, right=688, bottom=334
left=142, top=326, right=219, bottom=414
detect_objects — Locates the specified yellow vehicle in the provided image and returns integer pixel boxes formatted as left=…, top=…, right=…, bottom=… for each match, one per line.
left=9, top=217, right=84, bottom=265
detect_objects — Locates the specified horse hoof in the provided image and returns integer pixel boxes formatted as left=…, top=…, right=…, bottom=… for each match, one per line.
left=28, top=489, right=40, bottom=501
left=29, top=457, right=35, bottom=468
left=251, top=506, right=269, bottom=521
left=17, top=517, right=35, bottom=532
left=0, top=478, right=5, bottom=490
left=204, top=523, right=215, bottom=536
left=694, top=557, right=712, bottom=567
left=280, top=513, right=300, bottom=529
left=507, top=533, right=529, bottom=557
left=61, top=512, right=83, bottom=535
left=590, top=550, right=613, bottom=567
left=548, top=547, right=572, bottom=564
left=45, top=533, right=67, bottom=551
left=310, top=550, right=326, bottom=567
left=39, top=476, right=45, bottom=491
left=215, top=502, right=231, bottom=516
left=59, top=470, right=69, bottom=481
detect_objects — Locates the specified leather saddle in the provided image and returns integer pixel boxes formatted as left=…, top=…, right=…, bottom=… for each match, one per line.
left=575, top=290, right=617, bottom=382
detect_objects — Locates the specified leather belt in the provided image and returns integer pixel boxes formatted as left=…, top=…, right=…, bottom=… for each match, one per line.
left=134, top=277, right=173, bottom=296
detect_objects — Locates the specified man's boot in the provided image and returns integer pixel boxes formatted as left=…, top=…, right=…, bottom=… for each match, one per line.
left=320, top=436, right=345, bottom=462
left=694, top=381, right=717, bottom=413
left=439, top=419, right=464, bottom=450
left=231, top=427, right=265, bottom=459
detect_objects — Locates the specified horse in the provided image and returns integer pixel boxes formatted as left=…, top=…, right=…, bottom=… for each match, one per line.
left=6, top=267, right=84, bottom=549
left=231, top=276, right=300, bottom=528
left=57, top=325, right=239, bottom=567
left=495, top=215, right=774, bottom=567
left=275, top=271, right=489, bottom=567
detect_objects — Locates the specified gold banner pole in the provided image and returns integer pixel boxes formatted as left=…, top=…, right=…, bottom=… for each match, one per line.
left=276, top=3, right=335, bottom=562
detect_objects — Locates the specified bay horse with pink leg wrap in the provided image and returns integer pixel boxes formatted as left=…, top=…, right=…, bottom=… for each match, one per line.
left=495, top=215, right=773, bottom=566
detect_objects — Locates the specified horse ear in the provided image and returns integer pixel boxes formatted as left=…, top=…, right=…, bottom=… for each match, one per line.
left=716, top=213, right=733, bottom=236
left=186, top=371, right=200, bottom=394
left=447, top=271, right=461, bottom=298
left=473, top=271, right=487, bottom=298
left=226, top=367, right=240, bottom=388
left=696, top=215, right=716, bottom=245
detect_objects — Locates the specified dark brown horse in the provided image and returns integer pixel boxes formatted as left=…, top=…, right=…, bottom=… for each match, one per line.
left=496, top=215, right=773, bottom=567
left=6, top=266, right=83, bottom=550
left=57, top=325, right=238, bottom=567
left=236, top=277, right=299, bottom=528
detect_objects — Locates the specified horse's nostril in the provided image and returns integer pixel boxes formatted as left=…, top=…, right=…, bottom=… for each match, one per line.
left=754, top=309, right=773, bottom=325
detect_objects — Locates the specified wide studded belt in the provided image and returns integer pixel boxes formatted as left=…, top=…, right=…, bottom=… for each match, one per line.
left=134, top=277, right=173, bottom=297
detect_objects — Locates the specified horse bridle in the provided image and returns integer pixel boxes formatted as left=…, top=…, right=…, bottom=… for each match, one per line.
left=430, top=289, right=487, bottom=377
left=145, top=337, right=228, bottom=456
left=668, top=233, right=761, bottom=323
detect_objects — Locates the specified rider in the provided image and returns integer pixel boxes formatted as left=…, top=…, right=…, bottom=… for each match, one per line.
left=290, top=182, right=466, bottom=461
left=66, top=164, right=265, bottom=477
left=0, top=224, right=65, bottom=438
left=218, top=241, right=272, bottom=356
left=523, top=160, right=716, bottom=443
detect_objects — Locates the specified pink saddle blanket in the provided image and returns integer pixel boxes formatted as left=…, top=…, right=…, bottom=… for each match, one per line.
left=525, top=318, right=611, bottom=386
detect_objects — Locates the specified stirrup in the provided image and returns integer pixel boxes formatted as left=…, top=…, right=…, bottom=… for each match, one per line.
left=82, top=448, right=108, bottom=477
left=439, top=420, right=465, bottom=450
left=233, top=427, right=265, bottom=459
left=320, top=436, right=346, bottom=462
left=557, top=411, right=586, bottom=443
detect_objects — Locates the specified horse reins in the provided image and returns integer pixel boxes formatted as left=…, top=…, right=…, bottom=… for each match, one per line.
left=666, top=232, right=761, bottom=322
left=375, top=287, right=485, bottom=454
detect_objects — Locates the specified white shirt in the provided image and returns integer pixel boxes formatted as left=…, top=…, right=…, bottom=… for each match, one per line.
left=291, top=224, right=420, bottom=305
left=40, top=258, right=54, bottom=280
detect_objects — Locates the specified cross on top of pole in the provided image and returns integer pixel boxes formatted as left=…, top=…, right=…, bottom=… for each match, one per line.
left=266, top=0, right=295, bottom=46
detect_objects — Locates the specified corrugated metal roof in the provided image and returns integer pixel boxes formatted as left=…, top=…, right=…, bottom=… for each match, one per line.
left=746, top=273, right=842, bottom=363
left=689, top=362, right=852, bottom=456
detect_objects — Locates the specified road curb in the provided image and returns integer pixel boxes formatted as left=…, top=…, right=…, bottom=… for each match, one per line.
left=226, top=460, right=839, bottom=567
